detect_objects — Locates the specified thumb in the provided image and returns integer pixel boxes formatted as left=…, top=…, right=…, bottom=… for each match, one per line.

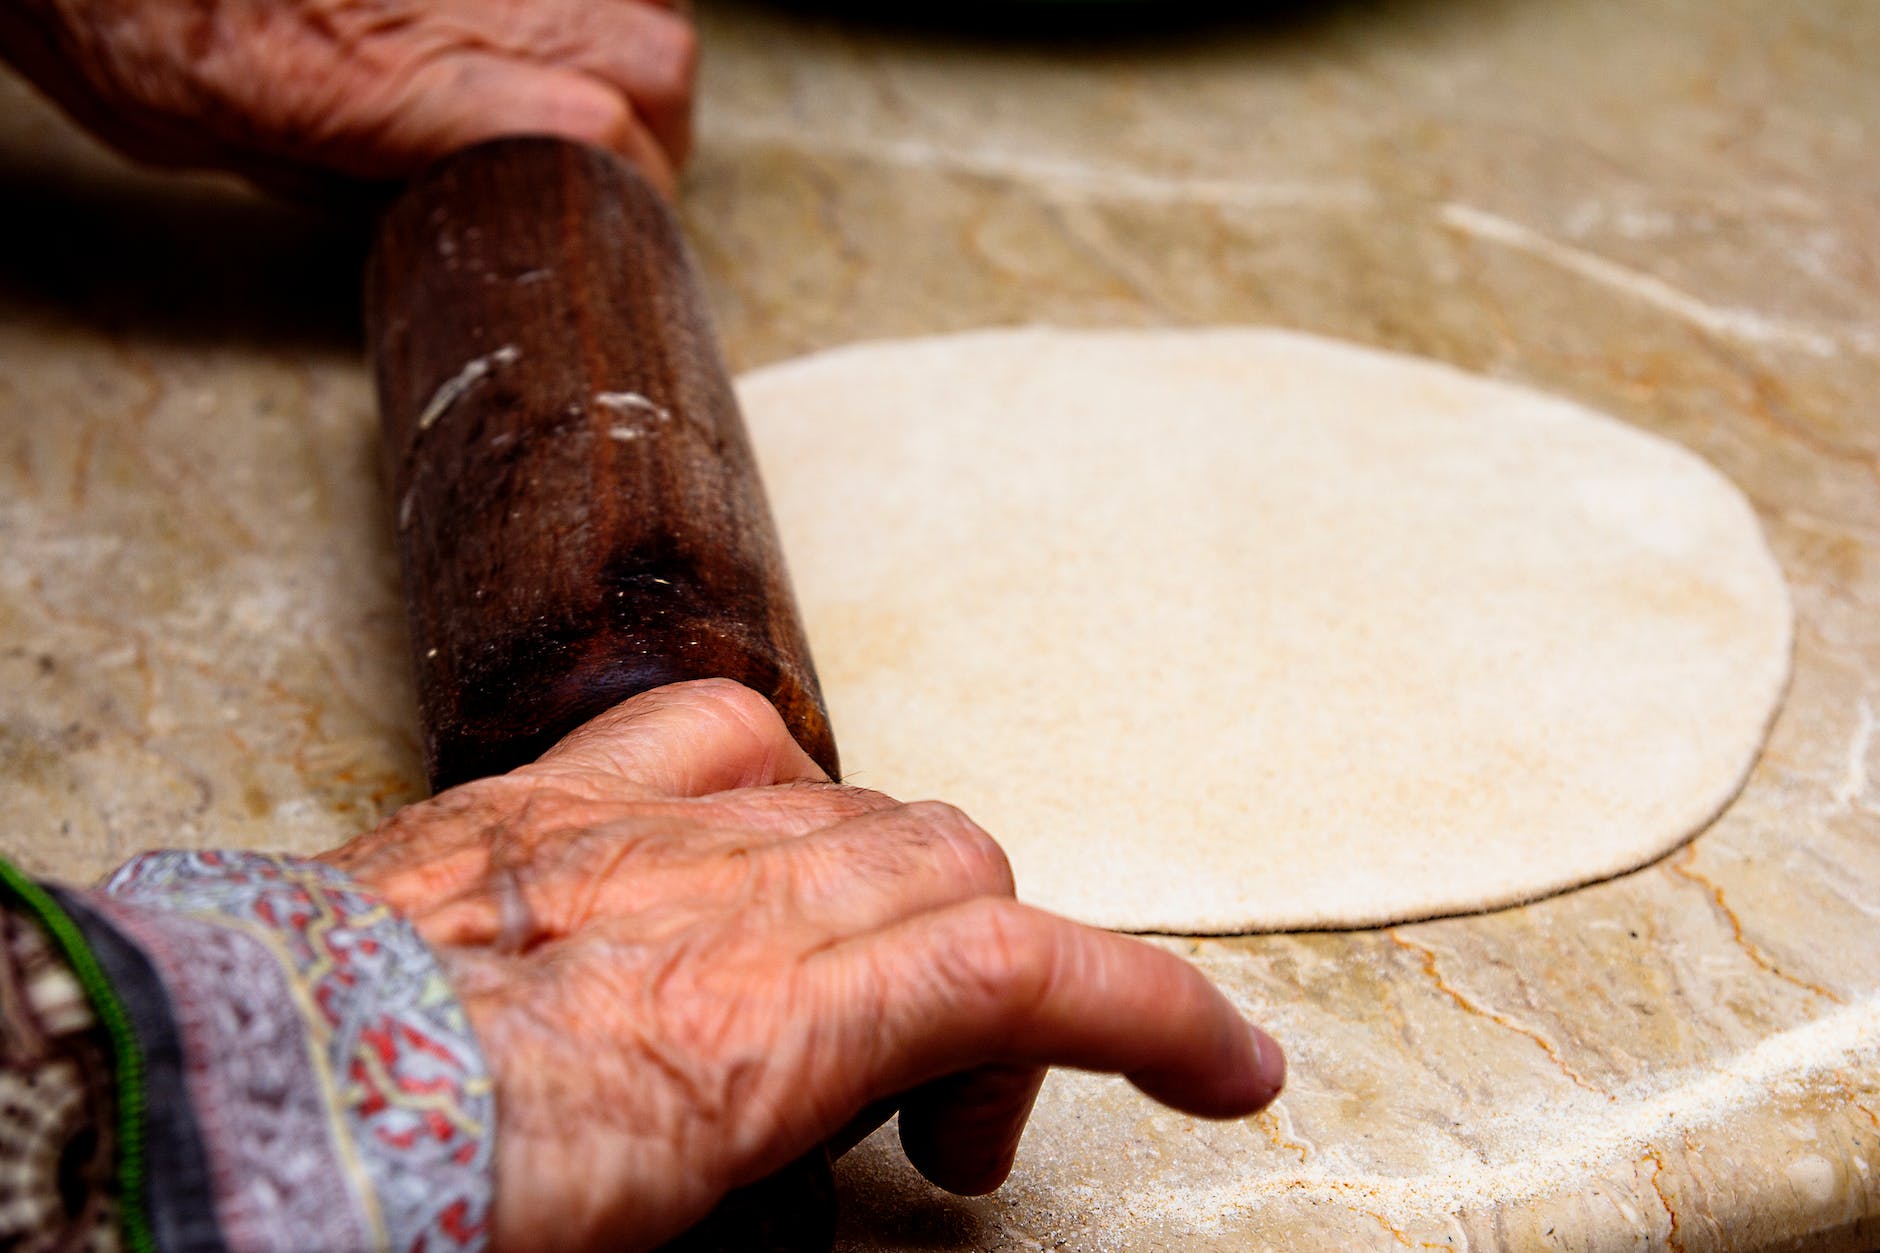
left=898, top=1064, right=1047, bottom=1196
left=525, top=678, right=827, bottom=798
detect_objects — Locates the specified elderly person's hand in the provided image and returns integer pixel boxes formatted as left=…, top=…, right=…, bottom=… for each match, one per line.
left=322, top=679, right=1285, bottom=1253
left=0, top=0, right=695, bottom=193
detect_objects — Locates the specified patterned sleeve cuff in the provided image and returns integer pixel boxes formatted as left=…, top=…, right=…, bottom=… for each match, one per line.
left=76, top=851, right=496, bottom=1253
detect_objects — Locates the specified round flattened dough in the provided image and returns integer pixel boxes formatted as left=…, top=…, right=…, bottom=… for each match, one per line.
left=738, top=328, right=1793, bottom=933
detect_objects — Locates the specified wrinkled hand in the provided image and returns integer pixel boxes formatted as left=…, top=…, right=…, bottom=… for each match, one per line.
left=322, top=679, right=1285, bottom=1253
left=1, top=0, right=695, bottom=193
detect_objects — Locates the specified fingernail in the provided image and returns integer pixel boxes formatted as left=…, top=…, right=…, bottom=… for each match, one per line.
left=1248, top=1023, right=1287, bottom=1105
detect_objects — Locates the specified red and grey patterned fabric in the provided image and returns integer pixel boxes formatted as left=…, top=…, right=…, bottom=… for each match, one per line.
left=0, top=852, right=495, bottom=1253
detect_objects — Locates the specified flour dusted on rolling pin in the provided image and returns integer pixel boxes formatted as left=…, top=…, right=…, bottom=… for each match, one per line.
left=417, top=344, right=519, bottom=431
left=735, top=328, right=1791, bottom=933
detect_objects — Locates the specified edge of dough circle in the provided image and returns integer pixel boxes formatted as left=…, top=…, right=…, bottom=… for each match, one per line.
left=737, top=327, right=1794, bottom=934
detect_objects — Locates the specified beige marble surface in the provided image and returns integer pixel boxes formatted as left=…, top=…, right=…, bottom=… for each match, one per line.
left=2, top=1, right=1878, bottom=1248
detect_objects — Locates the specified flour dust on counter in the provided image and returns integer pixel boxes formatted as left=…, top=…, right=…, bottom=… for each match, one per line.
left=737, top=328, right=1792, bottom=933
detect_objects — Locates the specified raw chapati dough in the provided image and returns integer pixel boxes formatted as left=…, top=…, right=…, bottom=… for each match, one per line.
left=737, top=328, right=1792, bottom=932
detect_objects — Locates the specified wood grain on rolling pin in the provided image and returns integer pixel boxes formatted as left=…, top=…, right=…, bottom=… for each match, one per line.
left=367, top=137, right=837, bottom=792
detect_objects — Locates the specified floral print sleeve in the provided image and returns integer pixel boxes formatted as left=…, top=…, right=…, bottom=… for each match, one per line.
left=0, top=852, right=495, bottom=1253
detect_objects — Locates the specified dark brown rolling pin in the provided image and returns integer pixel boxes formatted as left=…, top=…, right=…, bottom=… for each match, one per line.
left=367, top=136, right=840, bottom=1252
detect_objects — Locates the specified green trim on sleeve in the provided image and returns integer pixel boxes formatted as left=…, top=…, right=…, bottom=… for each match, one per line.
left=0, top=860, right=156, bottom=1253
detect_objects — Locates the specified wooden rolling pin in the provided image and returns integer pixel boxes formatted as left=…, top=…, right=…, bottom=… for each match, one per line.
left=367, top=136, right=840, bottom=1251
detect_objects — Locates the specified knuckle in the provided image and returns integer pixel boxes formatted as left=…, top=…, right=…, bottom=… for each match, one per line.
left=947, top=900, right=1053, bottom=1013
left=898, top=798, right=972, bottom=833
left=787, top=779, right=888, bottom=816
left=833, top=783, right=897, bottom=810
left=899, top=802, right=1015, bottom=897
left=946, top=823, right=1017, bottom=898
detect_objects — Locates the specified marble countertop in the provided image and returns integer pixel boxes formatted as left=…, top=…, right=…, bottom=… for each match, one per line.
left=2, top=1, right=1877, bottom=1248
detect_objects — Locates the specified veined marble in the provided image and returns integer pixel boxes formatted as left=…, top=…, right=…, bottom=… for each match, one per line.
left=1, top=1, right=1876, bottom=1248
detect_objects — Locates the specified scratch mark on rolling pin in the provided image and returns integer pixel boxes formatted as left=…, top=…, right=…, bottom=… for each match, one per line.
left=595, top=391, right=671, bottom=423
left=417, top=344, right=520, bottom=431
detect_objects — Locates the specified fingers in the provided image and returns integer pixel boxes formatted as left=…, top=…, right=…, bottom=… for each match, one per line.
left=669, top=781, right=898, bottom=840
left=10, top=0, right=697, bottom=199
left=529, top=679, right=828, bottom=798
left=897, top=1064, right=1046, bottom=1196
left=832, top=900, right=1284, bottom=1124
left=393, top=1, right=696, bottom=183
left=762, top=801, right=1017, bottom=934
left=361, top=52, right=679, bottom=193
left=556, top=1, right=698, bottom=169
